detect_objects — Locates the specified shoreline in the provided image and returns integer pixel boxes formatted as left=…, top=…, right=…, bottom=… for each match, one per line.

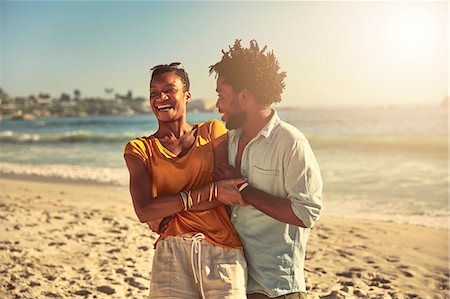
left=0, top=172, right=447, bottom=230
left=0, top=176, right=448, bottom=298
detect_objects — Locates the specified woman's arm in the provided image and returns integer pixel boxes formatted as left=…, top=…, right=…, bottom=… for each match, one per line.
left=125, top=154, right=184, bottom=223
left=125, top=153, right=243, bottom=222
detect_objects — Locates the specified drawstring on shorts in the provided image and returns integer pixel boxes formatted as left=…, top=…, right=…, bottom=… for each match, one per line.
left=189, top=233, right=206, bottom=299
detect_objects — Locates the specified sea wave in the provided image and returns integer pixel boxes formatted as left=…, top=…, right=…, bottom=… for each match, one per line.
left=308, top=135, right=448, bottom=156
left=0, top=130, right=147, bottom=144
left=0, top=162, right=128, bottom=186
left=323, top=198, right=449, bottom=229
left=1, top=130, right=446, bottom=154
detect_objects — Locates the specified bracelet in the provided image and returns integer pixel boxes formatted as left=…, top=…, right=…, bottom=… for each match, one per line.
left=196, top=190, right=201, bottom=203
left=179, top=191, right=188, bottom=211
left=238, top=182, right=249, bottom=192
left=208, top=182, right=214, bottom=202
left=187, top=190, right=193, bottom=210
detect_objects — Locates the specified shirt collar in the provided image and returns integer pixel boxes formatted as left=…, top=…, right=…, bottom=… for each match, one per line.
left=259, top=109, right=280, bottom=141
left=228, top=109, right=280, bottom=143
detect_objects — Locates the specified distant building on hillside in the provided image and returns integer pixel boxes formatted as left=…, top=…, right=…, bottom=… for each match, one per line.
left=188, top=99, right=216, bottom=112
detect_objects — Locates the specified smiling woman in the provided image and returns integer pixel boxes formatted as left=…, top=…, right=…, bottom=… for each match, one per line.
left=124, top=63, right=248, bottom=298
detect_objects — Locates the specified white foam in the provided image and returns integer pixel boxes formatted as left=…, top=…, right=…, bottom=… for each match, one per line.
left=323, top=198, right=449, bottom=229
left=0, top=162, right=128, bottom=186
left=0, top=130, right=13, bottom=137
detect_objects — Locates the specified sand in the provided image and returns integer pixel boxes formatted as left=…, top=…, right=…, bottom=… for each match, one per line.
left=0, top=176, right=448, bottom=299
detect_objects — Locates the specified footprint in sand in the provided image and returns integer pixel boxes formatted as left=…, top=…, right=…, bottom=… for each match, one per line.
left=317, top=233, right=329, bottom=240
left=401, top=270, right=414, bottom=278
left=29, top=281, right=41, bottom=287
left=115, top=268, right=127, bottom=276
left=124, top=277, right=148, bottom=290
left=337, top=267, right=364, bottom=279
left=313, top=267, right=327, bottom=274
left=372, top=276, right=391, bottom=284
left=44, top=274, right=57, bottom=281
left=137, top=245, right=149, bottom=251
left=73, top=289, right=92, bottom=296
left=132, top=271, right=147, bottom=279
left=48, top=242, right=66, bottom=247
left=386, top=255, right=400, bottom=263
left=340, top=280, right=354, bottom=287
left=336, top=249, right=353, bottom=258
left=107, top=248, right=121, bottom=254
left=96, top=285, right=116, bottom=295
left=336, top=271, right=353, bottom=278
left=43, top=291, right=60, bottom=298
left=363, top=256, right=376, bottom=264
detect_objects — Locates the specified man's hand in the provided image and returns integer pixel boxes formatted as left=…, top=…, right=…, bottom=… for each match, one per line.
left=213, top=163, right=241, bottom=181
left=146, top=216, right=173, bottom=234
left=216, top=178, right=249, bottom=206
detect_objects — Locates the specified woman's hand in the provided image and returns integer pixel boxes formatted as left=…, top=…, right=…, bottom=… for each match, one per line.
left=146, top=216, right=173, bottom=234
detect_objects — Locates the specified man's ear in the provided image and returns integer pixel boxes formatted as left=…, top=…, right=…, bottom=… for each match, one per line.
left=239, top=89, right=251, bottom=107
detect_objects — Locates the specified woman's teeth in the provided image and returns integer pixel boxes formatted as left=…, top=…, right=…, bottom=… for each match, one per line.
left=157, top=105, right=173, bottom=111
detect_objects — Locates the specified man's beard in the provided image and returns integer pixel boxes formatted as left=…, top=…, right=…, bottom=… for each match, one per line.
left=225, top=112, right=247, bottom=130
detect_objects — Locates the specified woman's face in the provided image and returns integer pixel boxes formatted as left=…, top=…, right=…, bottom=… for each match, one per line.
left=149, top=71, right=191, bottom=123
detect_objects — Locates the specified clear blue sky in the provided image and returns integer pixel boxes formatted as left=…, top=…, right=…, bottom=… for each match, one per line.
left=1, top=1, right=448, bottom=107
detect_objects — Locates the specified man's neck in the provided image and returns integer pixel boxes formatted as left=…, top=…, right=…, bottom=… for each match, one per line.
left=241, top=108, right=273, bottom=140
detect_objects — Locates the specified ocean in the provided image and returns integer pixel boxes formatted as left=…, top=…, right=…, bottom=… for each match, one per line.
left=0, top=106, right=448, bottom=228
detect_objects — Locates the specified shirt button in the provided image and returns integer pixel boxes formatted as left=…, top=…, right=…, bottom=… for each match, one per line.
left=232, top=214, right=237, bottom=218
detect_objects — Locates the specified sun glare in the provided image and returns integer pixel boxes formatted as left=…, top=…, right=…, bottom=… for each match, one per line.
left=386, top=10, right=439, bottom=54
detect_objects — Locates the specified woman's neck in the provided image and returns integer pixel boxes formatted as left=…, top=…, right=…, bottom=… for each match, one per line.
left=155, top=119, right=194, bottom=139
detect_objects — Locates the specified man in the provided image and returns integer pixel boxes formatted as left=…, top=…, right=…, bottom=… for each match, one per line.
left=210, top=40, right=323, bottom=299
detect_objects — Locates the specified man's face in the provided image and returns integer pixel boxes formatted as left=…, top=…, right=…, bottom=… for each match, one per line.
left=149, top=72, right=191, bottom=122
left=215, top=76, right=246, bottom=129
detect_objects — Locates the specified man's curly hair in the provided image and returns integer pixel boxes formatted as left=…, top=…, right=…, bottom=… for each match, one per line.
left=209, top=39, right=286, bottom=106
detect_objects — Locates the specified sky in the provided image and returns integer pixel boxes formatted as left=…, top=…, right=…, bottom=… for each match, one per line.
left=1, top=0, right=448, bottom=107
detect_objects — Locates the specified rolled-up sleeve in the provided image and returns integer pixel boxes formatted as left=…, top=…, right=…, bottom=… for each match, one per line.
left=284, top=138, right=323, bottom=228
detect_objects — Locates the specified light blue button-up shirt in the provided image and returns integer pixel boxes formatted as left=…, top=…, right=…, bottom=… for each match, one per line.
left=228, top=110, right=323, bottom=297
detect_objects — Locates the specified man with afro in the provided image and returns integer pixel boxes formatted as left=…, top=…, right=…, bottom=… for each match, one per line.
left=211, top=39, right=323, bottom=299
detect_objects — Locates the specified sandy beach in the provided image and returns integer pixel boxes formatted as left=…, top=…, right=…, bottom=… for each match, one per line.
left=0, top=176, right=448, bottom=299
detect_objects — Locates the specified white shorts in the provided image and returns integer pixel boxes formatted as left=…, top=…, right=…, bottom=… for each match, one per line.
left=149, top=233, right=247, bottom=299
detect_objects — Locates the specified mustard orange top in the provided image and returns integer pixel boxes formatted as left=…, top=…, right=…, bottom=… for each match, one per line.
left=124, top=120, right=242, bottom=249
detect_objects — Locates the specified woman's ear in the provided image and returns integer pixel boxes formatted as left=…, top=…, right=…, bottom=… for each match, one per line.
left=185, top=91, right=192, bottom=104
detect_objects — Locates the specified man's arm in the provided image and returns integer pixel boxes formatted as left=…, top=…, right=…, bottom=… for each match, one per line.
left=215, top=138, right=322, bottom=228
left=240, top=186, right=306, bottom=227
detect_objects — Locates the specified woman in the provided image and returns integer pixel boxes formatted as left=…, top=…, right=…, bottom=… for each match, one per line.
left=124, top=62, right=247, bottom=299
